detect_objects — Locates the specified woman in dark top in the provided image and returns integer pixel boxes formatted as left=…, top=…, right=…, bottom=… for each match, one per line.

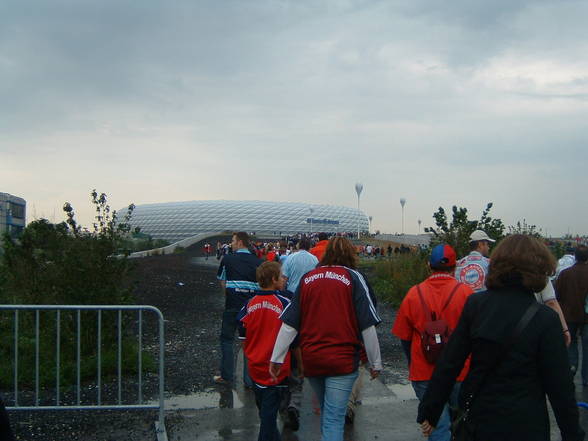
left=418, top=234, right=584, bottom=441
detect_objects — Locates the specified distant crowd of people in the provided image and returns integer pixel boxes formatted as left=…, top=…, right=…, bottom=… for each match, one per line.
left=214, top=230, right=587, bottom=441
left=206, top=232, right=417, bottom=264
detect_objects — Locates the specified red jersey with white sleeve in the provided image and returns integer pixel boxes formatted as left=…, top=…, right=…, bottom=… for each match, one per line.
left=392, top=273, right=473, bottom=381
left=238, top=291, right=292, bottom=386
left=279, top=265, right=381, bottom=377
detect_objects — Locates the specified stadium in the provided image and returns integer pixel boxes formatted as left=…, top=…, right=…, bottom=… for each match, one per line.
left=129, top=200, right=369, bottom=243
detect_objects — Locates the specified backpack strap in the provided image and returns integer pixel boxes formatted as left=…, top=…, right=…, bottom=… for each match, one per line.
left=440, top=282, right=462, bottom=313
left=416, top=284, right=433, bottom=321
left=417, top=282, right=462, bottom=321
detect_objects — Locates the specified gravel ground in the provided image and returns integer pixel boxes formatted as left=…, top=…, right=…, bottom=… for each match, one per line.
left=6, top=239, right=406, bottom=440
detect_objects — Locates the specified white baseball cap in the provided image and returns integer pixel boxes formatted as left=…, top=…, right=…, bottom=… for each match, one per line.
left=470, top=230, right=495, bottom=242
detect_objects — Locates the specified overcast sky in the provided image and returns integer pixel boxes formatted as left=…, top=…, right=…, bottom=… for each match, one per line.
left=1, top=0, right=587, bottom=236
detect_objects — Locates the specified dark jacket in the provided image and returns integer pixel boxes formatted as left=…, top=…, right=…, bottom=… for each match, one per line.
left=216, top=251, right=263, bottom=310
left=556, top=262, right=588, bottom=324
left=417, top=285, right=584, bottom=441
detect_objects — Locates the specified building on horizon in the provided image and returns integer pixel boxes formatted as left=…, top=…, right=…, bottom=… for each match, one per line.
left=0, top=192, right=26, bottom=238
left=128, top=200, right=369, bottom=243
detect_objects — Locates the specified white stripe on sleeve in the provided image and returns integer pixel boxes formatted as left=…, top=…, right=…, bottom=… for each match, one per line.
left=362, top=325, right=382, bottom=371
left=270, top=323, right=298, bottom=364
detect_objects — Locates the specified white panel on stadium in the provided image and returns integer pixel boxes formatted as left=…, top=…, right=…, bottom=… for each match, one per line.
left=128, top=200, right=369, bottom=242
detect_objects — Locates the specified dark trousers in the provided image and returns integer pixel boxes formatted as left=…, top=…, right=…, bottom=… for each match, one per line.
left=220, top=309, right=252, bottom=386
left=0, top=397, right=15, bottom=441
left=568, top=322, right=588, bottom=384
left=253, top=384, right=283, bottom=441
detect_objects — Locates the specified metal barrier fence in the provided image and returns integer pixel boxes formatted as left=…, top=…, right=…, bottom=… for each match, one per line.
left=0, top=305, right=167, bottom=441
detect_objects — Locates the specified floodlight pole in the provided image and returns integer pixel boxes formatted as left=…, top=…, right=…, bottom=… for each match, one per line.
left=309, top=207, right=314, bottom=234
left=418, top=219, right=422, bottom=234
left=369, top=216, right=373, bottom=235
left=355, top=183, right=363, bottom=239
left=400, top=198, right=406, bottom=235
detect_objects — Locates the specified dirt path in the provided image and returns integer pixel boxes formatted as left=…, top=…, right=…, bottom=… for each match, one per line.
left=7, top=242, right=406, bottom=440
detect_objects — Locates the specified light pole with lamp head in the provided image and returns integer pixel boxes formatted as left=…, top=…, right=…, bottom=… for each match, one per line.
left=369, top=216, right=372, bottom=235
left=355, top=183, right=363, bottom=239
left=309, top=207, right=314, bottom=234
left=418, top=219, right=422, bottom=234
left=400, top=198, right=406, bottom=235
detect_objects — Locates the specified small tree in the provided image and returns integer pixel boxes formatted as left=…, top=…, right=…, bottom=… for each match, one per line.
left=1, top=189, right=136, bottom=305
left=508, top=219, right=543, bottom=238
left=0, top=191, right=145, bottom=389
left=426, top=203, right=505, bottom=258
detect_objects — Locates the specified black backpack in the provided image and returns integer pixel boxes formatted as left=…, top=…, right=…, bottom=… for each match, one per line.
left=417, top=283, right=461, bottom=364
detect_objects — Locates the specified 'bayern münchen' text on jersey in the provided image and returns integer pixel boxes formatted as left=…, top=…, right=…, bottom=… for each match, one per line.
left=280, top=265, right=380, bottom=377
left=238, top=291, right=291, bottom=386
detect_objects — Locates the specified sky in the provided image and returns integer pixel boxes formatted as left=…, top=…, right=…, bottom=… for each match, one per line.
left=1, top=0, right=587, bottom=236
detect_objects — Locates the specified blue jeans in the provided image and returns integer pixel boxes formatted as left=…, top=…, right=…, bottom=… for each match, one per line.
left=568, top=322, right=588, bottom=384
left=253, top=384, right=284, bottom=441
left=308, top=371, right=359, bottom=441
left=220, top=309, right=252, bottom=386
left=412, top=381, right=461, bottom=441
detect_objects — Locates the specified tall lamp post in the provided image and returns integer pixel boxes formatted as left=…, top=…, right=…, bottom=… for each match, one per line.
left=400, top=198, right=406, bottom=235
left=418, top=219, right=422, bottom=234
left=355, top=182, right=363, bottom=239
left=309, top=207, right=314, bottom=234
left=369, top=216, right=373, bottom=235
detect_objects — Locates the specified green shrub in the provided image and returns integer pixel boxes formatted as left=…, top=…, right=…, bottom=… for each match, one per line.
left=362, top=254, right=430, bottom=307
left=0, top=191, right=156, bottom=392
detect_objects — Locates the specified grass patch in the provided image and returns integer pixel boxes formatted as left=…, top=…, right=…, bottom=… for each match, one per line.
left=0, top=310, right=156, bottom=391
left=360, top=254, right=430, bottom=307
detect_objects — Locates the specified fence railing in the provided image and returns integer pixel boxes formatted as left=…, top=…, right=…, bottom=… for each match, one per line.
left=0, top=305, right=167, bottom=440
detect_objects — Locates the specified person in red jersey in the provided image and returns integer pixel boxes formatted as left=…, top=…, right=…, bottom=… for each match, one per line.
left=270, top=237, right=382, bottom=441
left=309, top=232, right=329, bottom=262
left=238, top=262, right=301, bottom=441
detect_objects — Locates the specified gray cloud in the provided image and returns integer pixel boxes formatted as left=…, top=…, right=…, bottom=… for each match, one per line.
left=1, top=0, right=587, bottom=235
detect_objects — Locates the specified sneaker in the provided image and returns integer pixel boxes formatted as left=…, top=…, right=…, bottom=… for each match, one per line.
left=285, top=406, right=300, bottom=431
left=213, top=375, right=229, bottom=385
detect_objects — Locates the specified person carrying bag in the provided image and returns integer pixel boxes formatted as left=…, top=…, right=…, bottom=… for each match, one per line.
left=417, top=235, right=584, bottom=441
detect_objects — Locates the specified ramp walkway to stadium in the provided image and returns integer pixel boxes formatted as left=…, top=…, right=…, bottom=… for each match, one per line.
left=128, top=231, right=431, bottom=259
left=128, top=231, right=292, bottom=258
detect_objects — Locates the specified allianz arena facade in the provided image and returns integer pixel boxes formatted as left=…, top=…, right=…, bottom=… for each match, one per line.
left=129, top=200, right=369, bottom=243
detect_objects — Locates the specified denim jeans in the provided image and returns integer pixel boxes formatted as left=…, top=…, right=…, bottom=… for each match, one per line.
left=568, top=322, right=588, bottom=384
left=220, top=309, right=252, bottom=386
left=308, top=370, right=359, bottom=441
left=253, top=384, right=284, bottom=441
left=412, top=381, right=461, bottom=441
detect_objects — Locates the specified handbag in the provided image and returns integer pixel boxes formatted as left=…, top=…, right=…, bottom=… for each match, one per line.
left=451, top=301, right=540, bottom=441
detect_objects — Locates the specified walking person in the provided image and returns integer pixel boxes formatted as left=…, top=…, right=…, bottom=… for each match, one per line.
left=238, top=262, right=302, bottom=440
left=392, top=244, right=473, bottom=441
left=418, top=235, right=584, bottom=441
left=281, top=236, right=318, bottom=294
left=214, top=232, right=263, bottom=386
left=270, top=237, right=382, bottom=441
left=556, top=245, right=588, bottom=384
left=556, top=245, right=577, bottom=279
left=309, top=232, right=329, bottom=262
left=454, top=230, right=494, bottom=293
